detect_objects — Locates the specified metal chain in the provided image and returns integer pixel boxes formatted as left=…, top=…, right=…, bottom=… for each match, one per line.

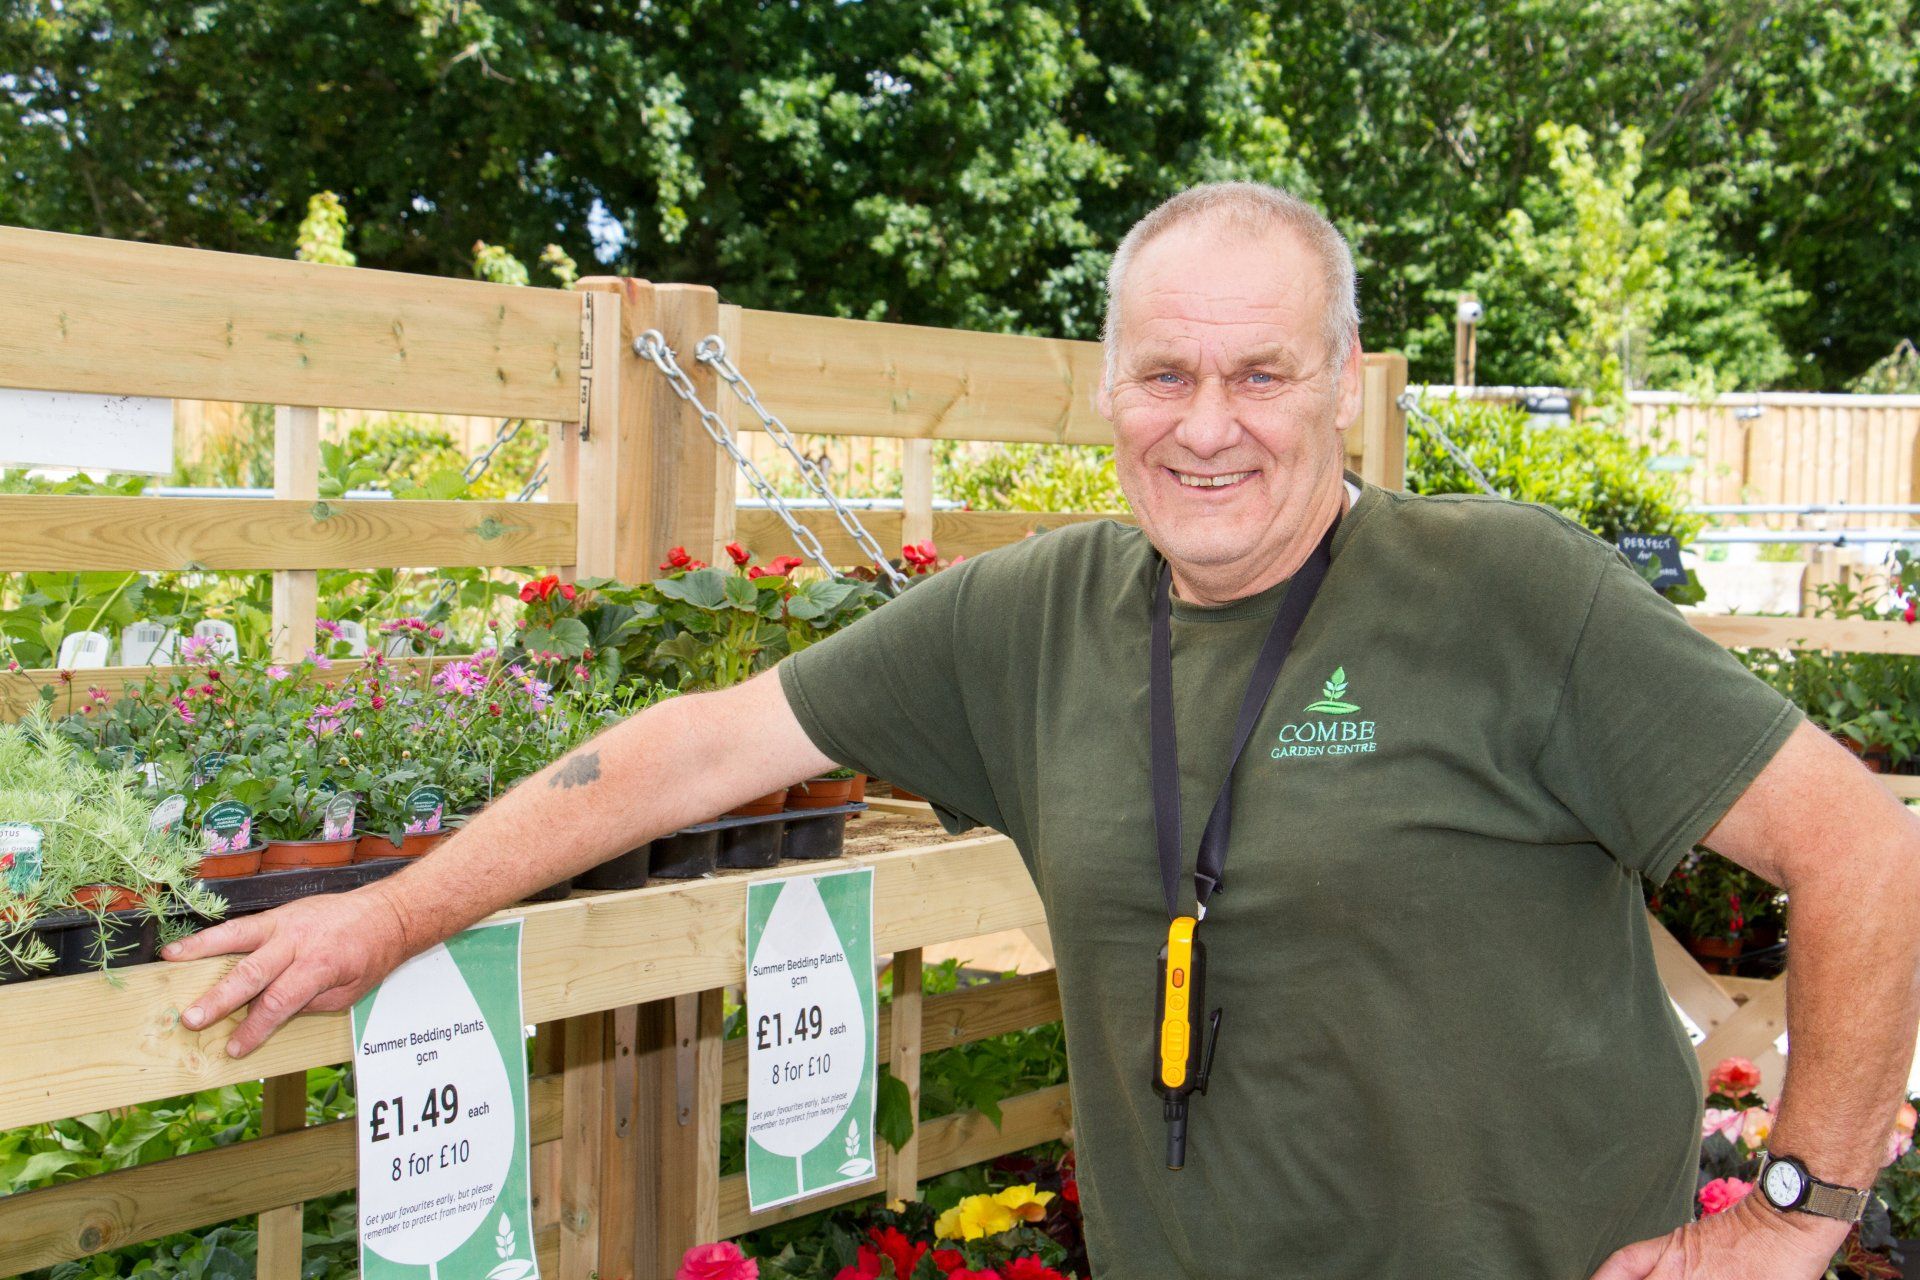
left=1398, top=391, right=1505, bottom=498
left=633, top=330, right=910, bottom=588
left=693, top=335, right=911, bottom=590
left=463, top=417, right=529, bottom=485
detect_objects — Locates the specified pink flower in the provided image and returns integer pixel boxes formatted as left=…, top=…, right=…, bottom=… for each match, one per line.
left=178, top=635, right=215, bottom=664
left=304, top=647, right=333, bottom=671
left=676, top=1241, right=758, bottom=1280
left=432, top=660, right=488, bottom=699
left=1888, top=1101, right=1918, bottom=1165
left=265, top=664, right=290, bottom=682
left=315, top=618, right=343, bottom=639
left=1701, top=1108, right=1745, bottom=1144
left=1698, top=1176, right=1752, bottom=1215
left=1739, top=1106, right=1773, bottom=1151
left=170, top=697, right=196, bottom=725
left=1706, top=1058, right=1762, bottom=1098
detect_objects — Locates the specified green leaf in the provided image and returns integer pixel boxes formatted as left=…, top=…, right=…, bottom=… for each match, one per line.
left=654, top=569, right=728, bottom=610
left=875, top=1070, right=916, bottom=1151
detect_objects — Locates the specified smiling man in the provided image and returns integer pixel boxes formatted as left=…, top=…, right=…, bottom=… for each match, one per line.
left=168, top=182, right=1920, bottom=1279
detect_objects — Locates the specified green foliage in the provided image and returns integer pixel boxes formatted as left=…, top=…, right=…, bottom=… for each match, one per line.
left=295, top=192, right=355, bottom=267
left=1877, top=1142, right=1920, bottom=1239
left=1441, top=124, right=1803, bottom=402
left=1853, top=341, right=1920, bottom=395
left=1403, top=396, right=1702, bottom=545
left=938, top=442, right=1129, bottom=514
left=6, top=2, right=1912, bottom=387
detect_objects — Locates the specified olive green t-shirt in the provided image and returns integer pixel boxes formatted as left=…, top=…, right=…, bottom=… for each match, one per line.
left=778, top=478, right=1801, bottom=1279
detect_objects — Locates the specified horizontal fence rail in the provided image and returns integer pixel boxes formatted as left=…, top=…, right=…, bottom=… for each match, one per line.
left=0, top=226, right=586, bottom=421
left=0, top=496, right=576, bottom=572
left=0, top=836, right=1040, bottom=1132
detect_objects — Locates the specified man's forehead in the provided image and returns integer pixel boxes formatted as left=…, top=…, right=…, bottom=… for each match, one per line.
left=1115, top=222, right=1327, bottom=356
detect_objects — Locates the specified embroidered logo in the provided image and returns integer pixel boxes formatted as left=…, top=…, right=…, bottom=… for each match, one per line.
left=1303, top=667, right=1359, bottom=715
left=1273, top=666, right=1377, bottom=760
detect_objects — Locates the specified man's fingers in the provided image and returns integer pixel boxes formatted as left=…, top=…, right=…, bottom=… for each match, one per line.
left=224, top=967, right=332, bottom=1058
left=162, top=913, right=271, bottom=962
left=1587, top=1233, right=1671, bottom=1280
left=180, top=939, right=294, bottom=1032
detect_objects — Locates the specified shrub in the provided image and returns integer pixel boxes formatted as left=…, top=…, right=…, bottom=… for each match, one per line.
left=1403, top=395, right=1701, bottom=545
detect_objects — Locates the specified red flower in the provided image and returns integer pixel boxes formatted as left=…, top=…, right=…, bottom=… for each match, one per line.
left=1001, top=1259, right=1066, bottom=1280
left=488, top=702, right=502, bottom=717
left=560, top=582, right=578, bottom=601
left=1906, top=601, right=1917, bottom=624
left=1060, top=1177, right=1078, bottom=1205
left=662, top=546, right=694, bottom=571
left=932, top=1250, right=968, bottom=1275
left=901, top=541, right=939, bottom=569
left=832, top=1244, right=883, bottom=1280
left=747, top=566, right=769, bottom=580
left=772, top=555, right=805, bottom=574
left=726, top=541, right=751, bottom=566
left=519, top=581, right=539, bottom=603
left=1707, top=1057, right=1763, bottom=1097
left=867, top=1226, right=926, bottom=1280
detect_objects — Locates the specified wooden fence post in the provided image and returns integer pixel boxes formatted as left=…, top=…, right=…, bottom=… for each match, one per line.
left=1359, top=353, right=1409, bottom=491
left=886, top=950, right=924, bottom=1206
left=574, top=278, right=726, bottom=577
left=901, top=441, right=934, bottom=553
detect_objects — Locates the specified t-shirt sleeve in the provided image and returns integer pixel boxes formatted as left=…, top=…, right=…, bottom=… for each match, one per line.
left=1534, top=548, right=1803, bottom=886
left=777, top=564, right=1007, bottom=837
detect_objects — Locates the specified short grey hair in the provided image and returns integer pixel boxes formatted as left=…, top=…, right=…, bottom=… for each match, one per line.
left=1101, top=181, right=1360, bottom=386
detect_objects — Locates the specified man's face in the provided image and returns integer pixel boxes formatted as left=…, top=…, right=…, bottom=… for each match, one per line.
left=1097, top=219, right=1361, bottom=586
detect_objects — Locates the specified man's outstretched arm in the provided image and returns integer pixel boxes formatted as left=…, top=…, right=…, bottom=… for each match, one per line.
left=163, top=666, right=834, bottom=1057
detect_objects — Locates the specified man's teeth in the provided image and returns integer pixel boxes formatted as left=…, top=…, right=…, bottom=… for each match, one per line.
left=1173, top=471, right=1253, bottom=489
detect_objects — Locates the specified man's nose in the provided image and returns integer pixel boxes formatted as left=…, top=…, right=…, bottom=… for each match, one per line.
left=1172, top=376, right=1242, bottom=459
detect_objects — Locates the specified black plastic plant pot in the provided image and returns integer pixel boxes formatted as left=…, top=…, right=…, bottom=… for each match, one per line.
left=520, top=876, right=575, bottom=903
left=782, top=812, right=851, bottom=861
left=650, top=830, right=719, bottom=879
left=577, top=844, right=652, bottom=891
left=718, top=818, right=788, bottom=870
left=48, top=909, right=160, bottom=977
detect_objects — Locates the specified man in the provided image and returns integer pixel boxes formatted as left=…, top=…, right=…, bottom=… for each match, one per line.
left=168, top=182, right=1920, bottom=1279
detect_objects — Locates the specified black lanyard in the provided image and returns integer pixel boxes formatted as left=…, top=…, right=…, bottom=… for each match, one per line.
left=1149, top=510, right=1340, bottom=922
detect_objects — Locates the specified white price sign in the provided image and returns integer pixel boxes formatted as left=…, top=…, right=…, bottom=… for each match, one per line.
left=350, top=921, right=537, bottom=1280
left=745, top=865, right=878, bottom=1212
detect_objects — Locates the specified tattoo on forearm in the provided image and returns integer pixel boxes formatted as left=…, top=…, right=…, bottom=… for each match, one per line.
left=549, top=751, right=602, bottom=790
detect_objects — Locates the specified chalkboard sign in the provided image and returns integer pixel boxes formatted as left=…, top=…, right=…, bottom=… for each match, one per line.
left=1618, top=533, right=1686, bottom=590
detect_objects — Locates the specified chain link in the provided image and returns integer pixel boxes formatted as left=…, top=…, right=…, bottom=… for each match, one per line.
left=463, top=417, right=529, bottom=485
left=1398, top=391, right=1505, bottom=498
left=633, top=329, right=909, bottom=589
left=692, top=335, right=911, bottom=590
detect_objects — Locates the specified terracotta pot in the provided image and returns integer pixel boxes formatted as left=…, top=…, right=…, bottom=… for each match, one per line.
left=790, top=776, right=856, bottom=810
left=726, top=787, right=790, bottom=818
left=261, top=837, right=358, bottom=869
left=353, top=830, right=445, bottom=861
left=850, top=773, right=867, bottom=803
left=1685, top=935, right=1744, bottom=974
left=197, top=844, right=263, bottom=879
left=72, top=884, right=144, bottom=912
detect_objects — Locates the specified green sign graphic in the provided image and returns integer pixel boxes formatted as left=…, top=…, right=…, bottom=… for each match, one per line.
left=351, top=921, right=536, bottom=1280
left=744, top=866, right=877, bottom=1213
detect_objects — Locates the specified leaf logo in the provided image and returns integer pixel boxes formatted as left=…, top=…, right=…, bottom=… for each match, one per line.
left=488, top=1212, right=537, bottom=1280
left=1304, top=666, right=1360, bottom=715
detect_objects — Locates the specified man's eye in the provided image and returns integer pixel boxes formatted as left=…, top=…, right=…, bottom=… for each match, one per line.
left=1152, top=373, right=1183, bottom=386
left=1246, top=372, right=1275, bottom=385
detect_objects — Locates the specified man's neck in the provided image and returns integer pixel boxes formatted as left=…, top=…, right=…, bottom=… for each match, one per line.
left=1167, top=476, right=1352, bottom=607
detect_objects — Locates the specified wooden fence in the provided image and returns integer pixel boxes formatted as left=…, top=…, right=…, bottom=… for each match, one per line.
left=0, top=224, right=1418, bottom=1280
left=1420, top=385, right=1920, bottom=527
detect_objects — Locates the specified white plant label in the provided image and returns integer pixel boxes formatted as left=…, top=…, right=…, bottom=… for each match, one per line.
left=744, top=865, right=877, bottom=1212
left=351, top=920, right=536, bottom=1280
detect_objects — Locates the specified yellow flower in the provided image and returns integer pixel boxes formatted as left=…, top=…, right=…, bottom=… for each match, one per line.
left=993, top=1183, right=1056, bottom=1223
left=885, top=1198, right=907, bottom=1214
left=935, top=1193, right=1018, bottom=1240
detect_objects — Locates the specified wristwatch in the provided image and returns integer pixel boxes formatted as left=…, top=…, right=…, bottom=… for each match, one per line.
left=1755, top=1153, right=1870, bottom=1222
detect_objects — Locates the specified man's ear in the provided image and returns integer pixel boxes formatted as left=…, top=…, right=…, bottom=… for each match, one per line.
left=1095, top=376, right=1115, bottom=421
left=1332, top=327, right=1363, bottom=434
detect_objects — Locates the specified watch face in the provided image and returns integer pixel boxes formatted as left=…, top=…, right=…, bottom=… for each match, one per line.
left=1764, top=1159, right=1806, bottom=1208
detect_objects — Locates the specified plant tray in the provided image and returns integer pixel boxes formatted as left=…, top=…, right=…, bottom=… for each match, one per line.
left=193, top=857, right=412, bottom=917
left=578, top=803, right=868, bottom=886
left=0, top=905, right=164, bottom=984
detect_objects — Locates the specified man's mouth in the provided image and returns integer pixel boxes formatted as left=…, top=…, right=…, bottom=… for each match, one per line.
left=1169, top=469, right=1255, bottom=491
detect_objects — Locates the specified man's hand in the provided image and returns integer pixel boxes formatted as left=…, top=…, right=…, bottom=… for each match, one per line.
left=1588, top=1195, right=1850, bottom=1279
left=161, top=883, right=414, bottom=1058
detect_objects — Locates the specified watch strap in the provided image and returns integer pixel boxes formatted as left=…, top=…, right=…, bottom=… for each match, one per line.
left=1802, top=1180, right=1870, bottom=1222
